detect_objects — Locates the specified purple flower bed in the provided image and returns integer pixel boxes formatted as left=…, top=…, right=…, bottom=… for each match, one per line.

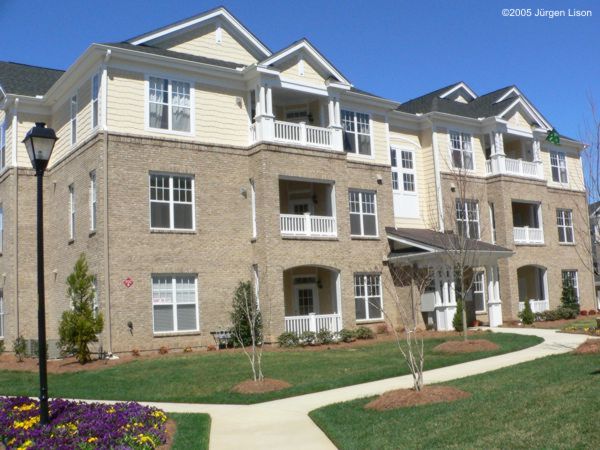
left=0, top=397, right=167, bottom=449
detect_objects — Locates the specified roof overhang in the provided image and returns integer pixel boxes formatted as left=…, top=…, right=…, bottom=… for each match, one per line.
left=439, top=82, right=477, bottom=101
left=498, top=97, right=552, bottom=131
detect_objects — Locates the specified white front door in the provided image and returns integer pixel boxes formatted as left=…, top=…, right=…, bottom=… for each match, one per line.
left=294, top=284, right=319, bottom=315
left=391, top=147, right=419, bottom=218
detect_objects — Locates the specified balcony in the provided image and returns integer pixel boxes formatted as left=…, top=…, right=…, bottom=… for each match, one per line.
left=485, top=157, right=544, bottom=179
left=513, top=226, right=544, bottom=244
left=280, top=213, right=337, bottom=237
left=285, top=313, right=342, bottom=335
left=484, top=132, right=544, bottom=180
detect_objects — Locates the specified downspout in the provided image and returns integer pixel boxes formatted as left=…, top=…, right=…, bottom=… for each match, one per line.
left=101, top=50, right=113, bottom=354
left=11, top=98, right=19, bottom=335
left=431, top=125, right=445, bottom=231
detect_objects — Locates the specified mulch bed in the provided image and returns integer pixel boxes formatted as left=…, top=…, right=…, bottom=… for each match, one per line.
left=364, top=386, right=471, bottom=411
left=573, top=339, right=600, bottom=354
left=158, top=419, right=176, bottom=450
left=231, top=378, right=292, bottom=394
left=0, top=353, right=139, bottom=374
left=433, top=339, right=499, bottom=353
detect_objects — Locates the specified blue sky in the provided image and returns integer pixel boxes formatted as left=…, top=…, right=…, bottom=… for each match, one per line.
left=1, top=0, right=598, bottom=140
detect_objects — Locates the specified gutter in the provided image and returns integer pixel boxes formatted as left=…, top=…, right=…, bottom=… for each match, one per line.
left=430, top=125, right=445, bottom=231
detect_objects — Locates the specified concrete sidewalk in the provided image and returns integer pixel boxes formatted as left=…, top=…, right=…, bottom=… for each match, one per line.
left=73, top=328, right=589, bottom=449
left=133, top=327, right=587, bottom=450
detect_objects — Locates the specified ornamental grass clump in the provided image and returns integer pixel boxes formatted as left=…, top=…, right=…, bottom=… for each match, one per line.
left=0, top=397, right=167, bottom=449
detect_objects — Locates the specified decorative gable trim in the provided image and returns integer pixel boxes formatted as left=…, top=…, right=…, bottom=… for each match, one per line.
left=494, top=86, right=520, bottom=104
left=439, top=82, right=477, bottom=101
left=260, top=39, right=351, bottom=86
left=498, top=97, right=552, bottom=130
left=128, top=7, right=271, bottom=58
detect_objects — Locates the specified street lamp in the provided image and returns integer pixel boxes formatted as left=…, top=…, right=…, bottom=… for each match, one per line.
left=23, top=122, right=57, bottom=425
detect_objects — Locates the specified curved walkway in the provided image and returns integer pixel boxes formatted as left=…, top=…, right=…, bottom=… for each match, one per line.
left=86, top=328, right=590, bottom=449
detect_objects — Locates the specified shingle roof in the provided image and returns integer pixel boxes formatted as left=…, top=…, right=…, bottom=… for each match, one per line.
left=103, top=43, right=244, bottom=69
left=397, top=84, right=518, bottom=119
left=0, top=61, right=64, bottom=96
left=386, top=227, right=512, bottom=253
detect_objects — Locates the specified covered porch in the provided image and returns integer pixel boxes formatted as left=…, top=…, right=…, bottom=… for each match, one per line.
left=386, top=228, right=513, bottom=331
left=517, top=265, right=549, bottom=313
left=283, top=265, right=342, bottom=335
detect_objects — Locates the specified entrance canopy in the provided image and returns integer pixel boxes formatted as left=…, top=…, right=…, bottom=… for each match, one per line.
left=386, top=227, right=513, bottom=267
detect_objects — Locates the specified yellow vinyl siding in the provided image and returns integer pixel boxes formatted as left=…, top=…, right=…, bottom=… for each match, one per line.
left=506, top=107, right=532, bottom=130
left=160, top=24, right=257, bottom=66
left=49, top=97, right=73, bottom=165
left=436, top=127, right=486, bottom=177
left=278, top=57, right=327, bottom=87
left=107, top=69, right=249, bottom=147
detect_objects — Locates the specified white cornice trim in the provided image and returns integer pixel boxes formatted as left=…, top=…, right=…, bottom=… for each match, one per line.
left=439, top=82, right=477, bottom=100
left=128, top=8, right=271, bottom=58
left=494, top=86, right=520, bottom=104
left=387, top=234, right=438, bottom=253
left=498, top=97, right=551, bottom=130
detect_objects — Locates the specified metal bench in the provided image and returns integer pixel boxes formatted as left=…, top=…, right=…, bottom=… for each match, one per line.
left=210, top=330, right=233, bottom=349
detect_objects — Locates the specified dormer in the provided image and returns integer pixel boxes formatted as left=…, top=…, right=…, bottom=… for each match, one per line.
left=439, top=82, right=477, bottom=104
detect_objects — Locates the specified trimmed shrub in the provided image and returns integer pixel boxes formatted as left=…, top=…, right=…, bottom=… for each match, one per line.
left=13, top=336, right=26, bottom=362
left=355, top=326, right=374, bottom=340
left=158, top=346, right=169, bottom=355
left=277, top=332, right=299, bottom=348
left=519, top=300, right=535, bottom=325
left=453, top=300, right=464, bottom=332
left=299, top=331, right=317, bottom=345
left=580, top=310, right=588, bottom=316
left=316, top=328, right=335, bottom=345
left=589, top=310, right=597, bottom=316
left=0, top=340, right=4, bottom=355
left=337, top=328, right=356, bottom=343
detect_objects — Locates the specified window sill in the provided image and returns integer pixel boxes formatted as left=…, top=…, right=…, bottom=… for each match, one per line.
left=356, top=319, right=384, bottom=324
left=282, top=236, right=339, bottom=241
left=153, top=331, right=201, bottom=338
left=559, top=242, right=576, bottom=246
left=150, top=229, right=196, bottom=235
left=351, top=235, right=380, bottom=241
left=146, top=126, right=194, bottom=138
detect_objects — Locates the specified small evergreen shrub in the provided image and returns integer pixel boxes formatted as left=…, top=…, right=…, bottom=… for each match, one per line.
left=277, top=332, right=299, bottom=348
left=355, top=326, right=374, bottom=340
left=519, top=300, right=535, bottom=325
left=316, top=328, right=335, bottom=345
left=560, top=281, right=580, bottom=315
left=229, top=281, right=262, bottom=348
left=580, top=310, right=588, bottom=316
left=0, top=340, right=4, bottom=355
left=337, top=328, right=356, bottom=343
left=13, top=336, right=26, bottom=362
left=299, top=331, right=317, bottom=345
left=453, top=300, right=465, bottom=332
left=589, top=310, right=597, bottom=316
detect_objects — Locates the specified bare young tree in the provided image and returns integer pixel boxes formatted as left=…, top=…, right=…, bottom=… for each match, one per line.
left=230, top=281, right=264, bottom=382
left=379, top=263, right=434, bottom=391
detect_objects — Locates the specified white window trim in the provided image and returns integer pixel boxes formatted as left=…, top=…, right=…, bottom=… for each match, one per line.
left=91, top=73, right=100, bottom=131
left=561, top=270, right=579, bottom=303
left=349, top=190, right=379, bottom=238
left=0, top=120, right=6, bottom=171
left=448, top=130, right=475, bottom=171
left=550, top=150, right=569, bottom=184
left=144, top=74, right=195, bottom=137
left=70, top=95, right=78, bottom=146
left=456, top=199, right=480, bottom=239
left=250, top=179, right=257, bottom=239
left=89, top=171, right=97, bottom=232
left=152, top=274, right=199, bottom=334
left=149, top=173, right=196, bottom=232
left=69, top=184, right=75, bottom=240
left=474, top=271, right=486, bottom=314
left=341, top=109, right=373, bottom=157
left=557, top=208, right=574, bottom=244
left=489, top=203, right=497, bottom=244
left=354, top=273, right=383, bottom=322
left=293, top=274, right=320, bottom=315
left=391, top=147, right=418, bottom=196
left=0, top=205, right=3, bottom=254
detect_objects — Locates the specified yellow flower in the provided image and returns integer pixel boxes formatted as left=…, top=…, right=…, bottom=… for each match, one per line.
left=88, top=437, right=98, bottom=443
left=13, top=403, right=36, bottom=412
left=13, top=416, right=40, bottom=430
left=106, top=407, right=116, bottom=414
left=17, top=440, right=33, bottom=450
left=8, top=438, right=16, bottom=446
left=151, top=410, right=167, bottom=422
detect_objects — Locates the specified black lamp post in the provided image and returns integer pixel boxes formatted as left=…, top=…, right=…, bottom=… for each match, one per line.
left=23, top=122, right=57, bottom=425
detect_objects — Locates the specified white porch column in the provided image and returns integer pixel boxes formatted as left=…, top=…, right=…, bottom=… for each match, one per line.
left=487, top=264, right=503, bottom=327
left=491, top=132, right=506, bottom=174
left=255, top=83, right=274, bottom=141
left=435, top=267, right=456, bottom=331
left=532, top=139, right=543, bottom=178
left=328, top=94, right=343, bottom=151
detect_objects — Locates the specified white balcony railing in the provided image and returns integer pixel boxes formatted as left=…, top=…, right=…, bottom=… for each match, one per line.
left=486, top=157, right=544, bottom=180
left=513, top=226, right=544, bottom=244
left=285, top=313, right=342, bottom=336
left=280, top=213, right=337, bottom=237
left=518, top=299, right=550, bottom=314
left=274, top=121, right=333, bottom=148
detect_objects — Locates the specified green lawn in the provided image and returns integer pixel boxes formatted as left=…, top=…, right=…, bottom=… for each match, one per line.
left=310, top=351, right=600, bottom=450
left=171, top=413, right=210, bottom=450
left=0, top=333, right=541, bottom=404
left=561, top=316, right=599, bottom=330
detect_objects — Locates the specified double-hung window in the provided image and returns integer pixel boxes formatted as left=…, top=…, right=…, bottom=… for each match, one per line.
left=342, top=110, right=371, bottom=155
left=455, top=199, right=480, bottom=239
left=89, top=171, right=97, bottom=232
left=556, top=209, right=574, bottom=243
left=149, top=174, right=194, bottom=230
left=70, top=96, right=77, bottom=145
left=390, top=148, right=416, bottom=192
left=561, top=270, right=579, bottom=302
left=91, top=74, right=100, bottom=129
left=152, top=275, right=198, bottom=333
left=473, top=271, right=486, bottom=313
left=449, top=131, right=473, bottom=170
left=349, top=190, right=378, bottom=236
left=0, top=120, right=6, bottom=170
left=550, top=151, right=568, bottom=183
left=354, top=274, right=382, bottom=321
left=69, top=184, right=75, bottom=240
left=148, top=77, right=192, bottom=133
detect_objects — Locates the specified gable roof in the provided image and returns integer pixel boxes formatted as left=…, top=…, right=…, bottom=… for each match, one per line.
left=397, top=83, right=552, bottom=129
left=259, top=38, right=350, bottom=86
left=126, top=6, right=271, bottom=58
left=103, top=42, right=244, bottom=69
left=0, top=61, right=64, bottom=97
